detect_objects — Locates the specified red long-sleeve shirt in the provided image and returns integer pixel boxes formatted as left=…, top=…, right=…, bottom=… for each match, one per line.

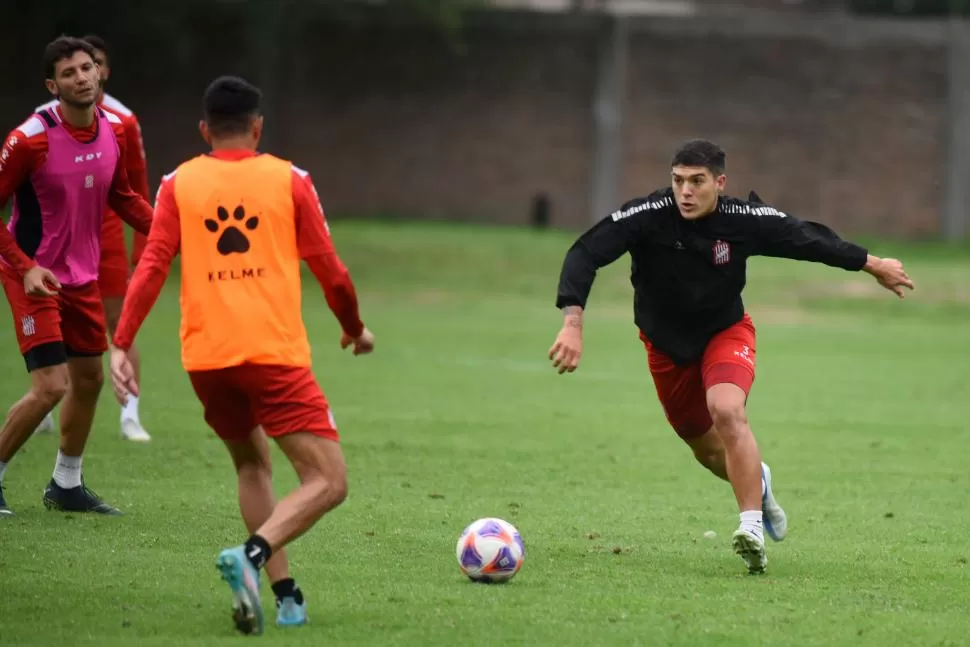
left=100, top=94, right=152, bottom=266
left=0, top=105, right=153, bottom=275
left=113, top=149, right=364, bottom=351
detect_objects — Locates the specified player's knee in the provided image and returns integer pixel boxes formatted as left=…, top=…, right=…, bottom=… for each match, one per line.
left=330, top=471, right=348, bottom=506
left=72, top=365, right=104, bottom=398
left=686, top=428, right=723, bottom=472
left=236, top=459, right=272, bottom=483
left=692, top=447, right=719, bottom=470
left=708, top=398, right=747, bottom=436
left=312, top=469, right=348, bottom=509
left=33, top=374, right=69, bottom=408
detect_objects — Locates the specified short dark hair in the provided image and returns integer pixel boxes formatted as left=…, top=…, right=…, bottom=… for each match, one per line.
left=42, top=35, right=96, bottom=80
left=203, top=76, right=262, bottom=138
left=82, top=34, right=109, bottom=64
left=671, top=139, right=726, bottom=176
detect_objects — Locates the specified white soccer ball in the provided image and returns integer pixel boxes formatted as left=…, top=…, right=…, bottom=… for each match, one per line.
left=456, top=517, right=525, bottom=583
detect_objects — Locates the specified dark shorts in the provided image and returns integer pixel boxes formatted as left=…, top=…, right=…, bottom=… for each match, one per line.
left=642, top=314, right=756, bottom=441
left=188, top=363, right=339, bottom=443
left=1, top=265, right=108, bottom=371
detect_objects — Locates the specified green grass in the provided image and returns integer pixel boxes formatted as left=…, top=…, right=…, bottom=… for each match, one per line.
left=1, top=219, right=969, bottom=646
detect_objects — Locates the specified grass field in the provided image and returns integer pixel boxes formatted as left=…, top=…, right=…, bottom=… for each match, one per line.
left=0, top=219, right=969, bottom=646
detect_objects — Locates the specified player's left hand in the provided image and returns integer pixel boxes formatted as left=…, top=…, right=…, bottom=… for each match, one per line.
left=109, top=347, right=139, bottom=405
left=868, top=257, right=915, bottom=299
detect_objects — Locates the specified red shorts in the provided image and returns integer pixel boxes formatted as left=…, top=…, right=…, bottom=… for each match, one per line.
left=642, top=314, right=756, bottom=441
left=98, top=210, right=130, bottom=299
left=0, top=266, right=108, bottom=370
left=188, top=363, right=339, bottom=443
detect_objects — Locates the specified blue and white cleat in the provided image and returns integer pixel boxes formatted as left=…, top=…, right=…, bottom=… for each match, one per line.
left=276, top=596, right=308, bottom=627
left=761, top=462, right=788, bottom=542
left=216, top=546, right=264, bottom=636
left=732, top=528, right=768, bottom=574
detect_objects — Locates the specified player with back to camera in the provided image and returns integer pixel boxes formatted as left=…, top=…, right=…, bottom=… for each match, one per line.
left=549, top=139, right=914, bottom=574
left=110, top=75, right=375, bottom=635
left=0, top=36, right=153, bottom=517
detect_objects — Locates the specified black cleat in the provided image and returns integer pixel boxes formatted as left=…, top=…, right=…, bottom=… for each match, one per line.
left=42, top=479, right=122, bottom=515
left=0, top=484, right=13, bottom=517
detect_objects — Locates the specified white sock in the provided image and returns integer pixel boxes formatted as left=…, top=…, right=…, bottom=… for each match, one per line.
left=121, top=394, right=140, bottom=424
left=740, top=510, right=764, bottom=540
left=762, top=474, right=767, bottom=497
left=53, top=451, right=82, bottom=489
left=0, top=460, right=7, bottom=484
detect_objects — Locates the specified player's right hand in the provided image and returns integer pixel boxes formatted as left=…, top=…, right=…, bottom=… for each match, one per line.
left=549, top=326, right=582, bottom=374
left=23, top=265, right=60, bottom=297
left=109, top=347, right=139, bottom=405
left=341, top=327, right=375, bottom=356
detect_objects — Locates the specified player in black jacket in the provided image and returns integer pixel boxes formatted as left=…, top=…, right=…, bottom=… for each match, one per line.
left=550, top=139, right=913, bottom=574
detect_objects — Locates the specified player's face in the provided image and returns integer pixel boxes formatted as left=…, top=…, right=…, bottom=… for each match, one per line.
left=91, top=49, right=109, bottom=87
left=671, top=166, right=726, bottom=220
left=45, top=51, right=99, bottom=109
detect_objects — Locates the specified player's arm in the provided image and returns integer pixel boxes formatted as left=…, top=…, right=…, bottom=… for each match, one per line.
left=106, top=123, right=153, bottom=236
left=752, top=204, right=915, bottom=298
left=125, top=117, right=150, bottom=201
left=550, top=199, right=653, bottom=374
left=292, top=170, right=372, bottom=353
left=125, top=115, right=151, bottom=266
left=113, top=174, right=181, bottom=354
left=0, top=130, right=41, bottom=275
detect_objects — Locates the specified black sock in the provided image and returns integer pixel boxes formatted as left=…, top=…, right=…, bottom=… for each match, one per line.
left=272, top=578, right=304, bottom=605
left=243, top=534, right=272, bottom=570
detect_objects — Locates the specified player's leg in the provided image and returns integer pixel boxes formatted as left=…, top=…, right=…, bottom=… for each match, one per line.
left=223, top=426, right=306, bottom=625
left=244, top=365, right=348, bottom=549
left=41, top=353, right=119, bottom=514
left=99, top=228, right=150, bottom=442
left=220, top=366, right=347, bottom=631
left=230, top=430, right=343, bottom=629
left=0, top=363, right=70, bottom=515
left=102, top=295, right=149, bottom=442
left=685, top=426, right=728, bottom=481
left=702, top=315, right=786, bottom=573
left=32, top=404, right=55, bottom=436
left=643, top=335, right=716, bottom=451
left=250, top=431, right=347, bottom=558
left=645, top=329, right=773, bottom=574
left=42, top=283, right=121, bottom=514
left=188, top=368, right=270, bottom=636
left=704, top=381, right=767, bottom=572
left=0, top=268, right=71, bottom=515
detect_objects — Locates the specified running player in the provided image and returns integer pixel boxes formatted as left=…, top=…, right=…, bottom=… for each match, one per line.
left=550, top=139, right=914, bottom=574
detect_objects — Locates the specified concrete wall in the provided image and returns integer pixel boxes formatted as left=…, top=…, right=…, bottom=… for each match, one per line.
left=0, top=8, right=950, bottom=237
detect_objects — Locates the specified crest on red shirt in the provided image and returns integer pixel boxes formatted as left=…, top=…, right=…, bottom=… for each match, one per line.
left=712, top=240, right=731, bottom=265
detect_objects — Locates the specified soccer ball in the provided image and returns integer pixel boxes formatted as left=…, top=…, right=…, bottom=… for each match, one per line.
left=455, top=517, right=525, bottom=583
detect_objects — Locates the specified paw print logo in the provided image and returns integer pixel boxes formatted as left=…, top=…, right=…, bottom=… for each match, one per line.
left=204, top=205, right=259, bottom=256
